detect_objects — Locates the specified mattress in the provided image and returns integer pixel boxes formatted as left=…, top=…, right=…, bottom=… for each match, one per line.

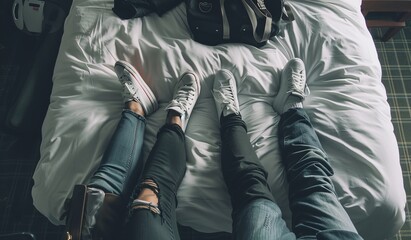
left=32, top=0, right=406, bottom=238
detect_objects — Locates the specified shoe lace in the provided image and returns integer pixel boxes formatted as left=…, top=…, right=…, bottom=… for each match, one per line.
left=216, top=81, right=239, bottom=113
left=121, top=76, right=139, bottom=101
left=289, top=70, right=310, bottom=96
left=173, top=83, right=196, bottom=113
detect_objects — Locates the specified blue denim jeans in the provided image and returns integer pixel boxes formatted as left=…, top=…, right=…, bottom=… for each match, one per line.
left=221, top=109, right=363, bottom=240
left=88, top=109, right=146, bottom=199
left=279, top=109, right=362, bottom=239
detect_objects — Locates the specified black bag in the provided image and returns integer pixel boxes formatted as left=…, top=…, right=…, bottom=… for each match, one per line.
left=186, top=0, right=287, bottom=47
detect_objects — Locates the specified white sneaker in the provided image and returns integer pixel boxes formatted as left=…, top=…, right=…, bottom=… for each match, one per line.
left=213, top=70, right=240, bottom=117
left=165, top=72, right=201, bottom=131
left=114, top=60, right=158, bottom=116
left=273, top=58, right=309, bottom=114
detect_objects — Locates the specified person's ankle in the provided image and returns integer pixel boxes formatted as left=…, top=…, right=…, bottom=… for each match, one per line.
left=126, top=100, right=145, bottom=116
left=166, top=110, right=182, bottom=127
left=136, top=188, right=158, bottom=205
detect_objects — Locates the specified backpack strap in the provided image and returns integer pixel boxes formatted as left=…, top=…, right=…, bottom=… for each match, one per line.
left=241, top=0, right=272, bottom=43
left=282, top=3, right=294, bottom=22
left=220, top=0, right=230, bottom=40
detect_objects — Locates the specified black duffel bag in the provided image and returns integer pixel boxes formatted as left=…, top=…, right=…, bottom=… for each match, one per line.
left=186, top=0, right=290, bottom=47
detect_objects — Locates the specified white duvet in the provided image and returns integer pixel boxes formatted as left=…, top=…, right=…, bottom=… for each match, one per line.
left=32, top=0, right=406, bottom=239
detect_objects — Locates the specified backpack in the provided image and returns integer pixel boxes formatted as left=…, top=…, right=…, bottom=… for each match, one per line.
left=186, top=0, right=292, bottom=47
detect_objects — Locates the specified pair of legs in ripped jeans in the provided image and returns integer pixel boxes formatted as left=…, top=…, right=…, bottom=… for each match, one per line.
left=77, top=61, right=200, bottom=240
left=89, top=104, right=187, bottom=240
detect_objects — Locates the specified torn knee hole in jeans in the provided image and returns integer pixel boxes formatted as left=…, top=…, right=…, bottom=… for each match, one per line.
left=131, top=178, right=161, bottom=214
left=131, top=199, right=161, bottom=214
left=139, top=179, right=159, bottom=195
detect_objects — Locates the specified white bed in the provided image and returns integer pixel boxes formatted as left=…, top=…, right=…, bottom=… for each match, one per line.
left=32, top=0, right=406, bottom=238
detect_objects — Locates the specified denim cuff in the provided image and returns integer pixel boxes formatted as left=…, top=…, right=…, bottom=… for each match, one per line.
left=123, top=109, right=147, bottom=124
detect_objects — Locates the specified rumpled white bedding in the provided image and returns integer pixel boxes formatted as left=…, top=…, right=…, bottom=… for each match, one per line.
left=32, top=0, right=406, bottom=238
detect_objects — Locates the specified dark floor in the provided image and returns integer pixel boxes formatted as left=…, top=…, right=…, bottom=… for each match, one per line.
left=372, top=26, right=411, bottom=240
left=0, top=0, right=68, bottom=239
left=0, top=4, right=411, bottom=239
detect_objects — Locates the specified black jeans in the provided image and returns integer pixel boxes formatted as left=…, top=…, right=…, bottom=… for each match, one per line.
left=221, top=110, right=363, bottom=240
left=220, top=113, right=275, bottom=213
left=124, top=124, right=187, bottom=240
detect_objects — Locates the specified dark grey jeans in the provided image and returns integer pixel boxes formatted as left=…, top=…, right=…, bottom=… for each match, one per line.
left=221, top=109, right=363, bottom=240
left=125, top=123, right=187, bottom=240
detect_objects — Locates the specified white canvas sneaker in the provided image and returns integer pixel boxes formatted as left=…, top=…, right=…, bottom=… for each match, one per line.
left=165, top=72, right=201, bottom=131
left=114, top=60, right=158, bottom=116
left=213, top=70, right=240, bottom=117
left=273, top=58, right=309, bottom=114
